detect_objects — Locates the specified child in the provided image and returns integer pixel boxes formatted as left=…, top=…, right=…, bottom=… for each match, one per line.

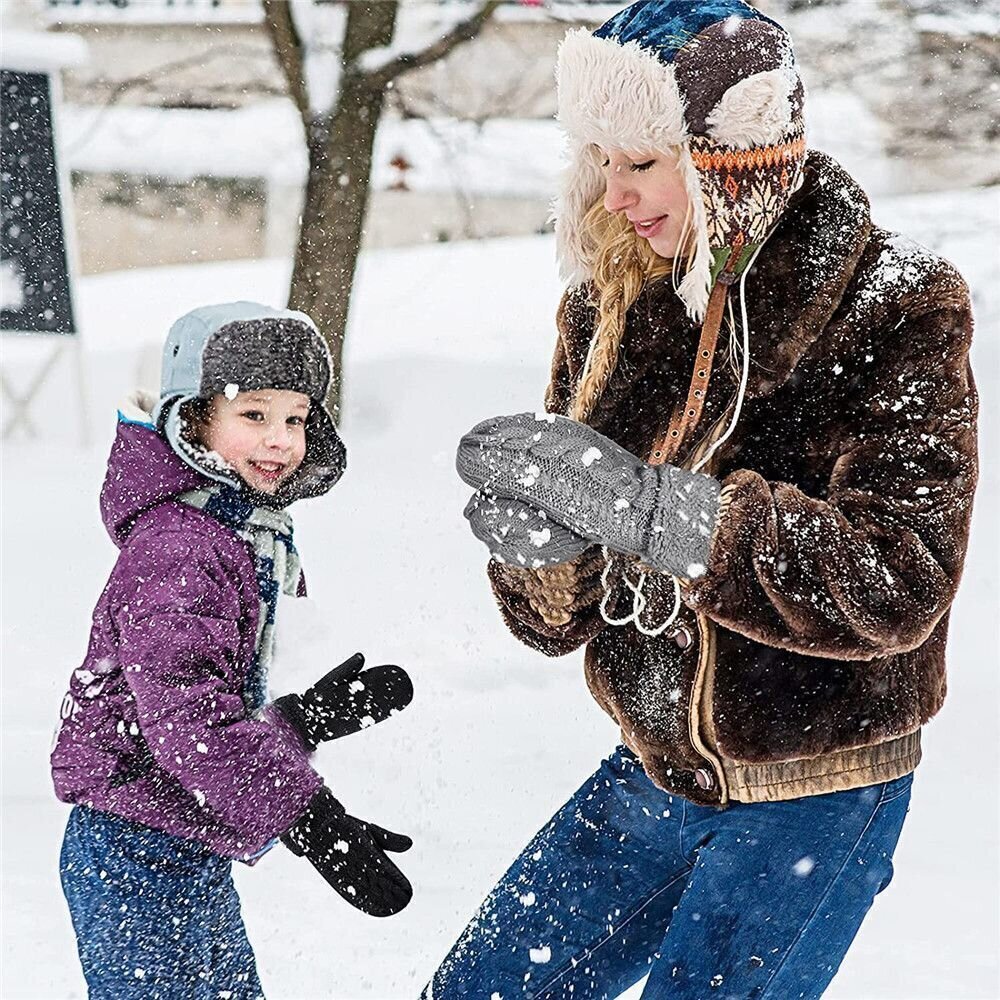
left=51, top=302, right=414, bottom=999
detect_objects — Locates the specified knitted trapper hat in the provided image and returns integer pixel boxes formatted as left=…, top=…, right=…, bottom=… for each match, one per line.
left=152, top=301, right=346, bottom=505
left=555, top=0, right=806, bottom=324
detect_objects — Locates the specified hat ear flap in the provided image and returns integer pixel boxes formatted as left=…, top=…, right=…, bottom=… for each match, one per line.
left=705, top=68, right=796, bottom=148
left=554, top=141, right=606, bottom=285
left=290, top=404, right=346, bottom=500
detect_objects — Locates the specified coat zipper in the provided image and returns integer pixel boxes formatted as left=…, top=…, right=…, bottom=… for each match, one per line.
left=683, top=418, right=735, bottom=805
left=688, top=612, right=729, bottom=804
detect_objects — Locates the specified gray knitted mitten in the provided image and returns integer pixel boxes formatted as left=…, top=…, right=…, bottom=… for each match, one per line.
left=464, top=489, right=591, bottom=568
left=457, top=412, right=721, bottom=579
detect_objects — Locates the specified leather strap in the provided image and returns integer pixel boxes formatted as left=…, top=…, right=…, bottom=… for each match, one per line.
left=648, top=272, right=735, bottom=467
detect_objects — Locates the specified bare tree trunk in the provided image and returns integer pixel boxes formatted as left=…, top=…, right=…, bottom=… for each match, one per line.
left=287, top=2, right=398, bottom=419
left=265, top=0, right=499, bottom=419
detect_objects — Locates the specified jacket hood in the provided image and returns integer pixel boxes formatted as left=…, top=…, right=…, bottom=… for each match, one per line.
left=555, top=0, right=807, bottom=321
left=100, top=391, right=206, bottom=548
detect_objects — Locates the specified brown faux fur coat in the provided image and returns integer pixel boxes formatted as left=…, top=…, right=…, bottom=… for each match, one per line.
left=488, top=151, right=978, bottom=806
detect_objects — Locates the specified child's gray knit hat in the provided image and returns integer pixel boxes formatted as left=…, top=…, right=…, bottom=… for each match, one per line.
left=153, top=301, right=346, bottom=503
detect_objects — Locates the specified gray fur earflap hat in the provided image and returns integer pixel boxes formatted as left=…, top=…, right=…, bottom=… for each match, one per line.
left=153, top=301, right=346, bottom=504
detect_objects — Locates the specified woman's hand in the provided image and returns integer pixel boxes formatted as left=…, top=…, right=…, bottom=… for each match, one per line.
left=463, top=489, right=591, bottom=568
left=456, top=412, right=720, bottom=579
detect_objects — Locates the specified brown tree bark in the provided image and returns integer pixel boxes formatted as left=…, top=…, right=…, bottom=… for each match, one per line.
left=287, top=3, right=397, bottom=420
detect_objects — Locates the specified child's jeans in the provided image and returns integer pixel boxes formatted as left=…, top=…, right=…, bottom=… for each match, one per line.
left=424, top=746, right=913, bottom=1000
left=60, top=806, right=264, bottom=1000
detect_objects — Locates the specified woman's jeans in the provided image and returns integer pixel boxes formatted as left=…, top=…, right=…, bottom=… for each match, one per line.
left=60, top=806, right=264, bottom=1000
left=424, top=746, right=912, bottom=1000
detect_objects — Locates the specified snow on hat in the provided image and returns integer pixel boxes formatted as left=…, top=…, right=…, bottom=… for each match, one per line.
left=153, top=301, right=346, bottom=504
left=555, top=0, right=806, bottom=321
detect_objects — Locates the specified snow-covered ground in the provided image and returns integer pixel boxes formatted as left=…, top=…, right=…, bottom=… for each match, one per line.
left=2, top=183, right=997, bottom=999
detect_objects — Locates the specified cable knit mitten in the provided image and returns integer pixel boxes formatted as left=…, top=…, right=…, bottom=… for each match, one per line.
left=457, top=412, right=720, bottom=579
left=464, top=489, right=591, bottom=568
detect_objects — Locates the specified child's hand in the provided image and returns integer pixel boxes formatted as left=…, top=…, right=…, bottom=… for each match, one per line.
left=281, top=786, right=412, bottom=917
left=272, top=653, right=413, bottom=751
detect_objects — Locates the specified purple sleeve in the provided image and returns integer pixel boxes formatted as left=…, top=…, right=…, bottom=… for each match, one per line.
left=261, top=703, right=313, bottom=760
left=113, top=531, right=322, bottom=855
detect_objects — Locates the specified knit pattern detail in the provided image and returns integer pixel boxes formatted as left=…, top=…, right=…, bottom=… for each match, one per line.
left=464, top=490, right=591, bottom=570
left=497, top=549, right=607, bottom=628
left=689, top=135, right=807, bottom=174
left=457, top=413, right=720, bottom=579
left=693, top=128, right=807, bottom=256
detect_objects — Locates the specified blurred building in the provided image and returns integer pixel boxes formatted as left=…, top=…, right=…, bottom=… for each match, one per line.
left=4, top=0, right=997, bottom=275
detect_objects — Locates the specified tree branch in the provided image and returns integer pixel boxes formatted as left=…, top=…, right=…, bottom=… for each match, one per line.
left=64, top=45, right=280, bottom=157
left=363, top=0, right=501, bottom=90
left=263, top=0, right=310, bottom=123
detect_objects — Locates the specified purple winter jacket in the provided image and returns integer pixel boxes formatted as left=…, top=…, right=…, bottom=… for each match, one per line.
left=51, top=415, right=323, bottom=861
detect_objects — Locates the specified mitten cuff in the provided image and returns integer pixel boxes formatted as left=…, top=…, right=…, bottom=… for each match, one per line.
left=281, top=785, right=342, bottom=854
left=645, top=467, right=721, bottom=578
left=271, top=694, right=317, bottom=753
left=505, top=548, right=605, bottom=626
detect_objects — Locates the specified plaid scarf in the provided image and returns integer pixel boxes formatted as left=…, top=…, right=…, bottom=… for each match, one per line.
left=178, top=485, right=301, bottom=714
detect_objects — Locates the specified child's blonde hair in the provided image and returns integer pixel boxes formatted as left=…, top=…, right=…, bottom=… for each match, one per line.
left=569, top=178, right=697, bottom=424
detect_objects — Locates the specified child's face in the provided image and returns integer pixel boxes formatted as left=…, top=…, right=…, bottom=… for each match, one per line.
left=200, top=389, right=310, bottom=494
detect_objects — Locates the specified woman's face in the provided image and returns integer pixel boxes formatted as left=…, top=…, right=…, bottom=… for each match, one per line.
left=599, top=147, right=692, bottom=259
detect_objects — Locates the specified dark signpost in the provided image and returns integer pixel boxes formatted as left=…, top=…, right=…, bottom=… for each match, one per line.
left=1, top=54, right=85, bottom=440
left=1, top=69, right=76, bottom=335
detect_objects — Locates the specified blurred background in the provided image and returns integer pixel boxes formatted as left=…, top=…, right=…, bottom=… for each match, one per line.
left=3, top=0, right=998, bottom=273
left=2, top=2, right=998, bottom=998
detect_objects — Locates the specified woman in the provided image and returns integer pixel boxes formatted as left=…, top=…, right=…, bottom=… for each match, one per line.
left=431, top=1, right=978, bottom=998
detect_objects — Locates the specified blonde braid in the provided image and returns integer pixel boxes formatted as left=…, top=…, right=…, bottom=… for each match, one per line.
left=570, top=194, right=689, bottom=423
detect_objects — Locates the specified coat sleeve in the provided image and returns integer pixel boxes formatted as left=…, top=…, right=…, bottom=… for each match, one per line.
left=113, top=531, right=322, bottom=854
left=486, top=286, right=613, bottom=656
left=685, top=288, right=978, bottom=661
left=486, top=548, right=609, bottom=656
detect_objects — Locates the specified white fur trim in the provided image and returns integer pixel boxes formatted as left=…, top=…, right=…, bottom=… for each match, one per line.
left=120, top=389, right=157, bottom=423
left=706, top=68, right=795, bottom=148
left=554, top=140, right=605, bottom=286
left=557, top=29, right=688, bottom=155
left=555, top=29, right=705, bottom=304
left=675, top=144, right=712, bottom=322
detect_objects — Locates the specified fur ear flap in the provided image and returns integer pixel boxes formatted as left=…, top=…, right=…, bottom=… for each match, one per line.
left=554, top=141, right=606, bottom=286
left=705, top=68, right=795, bottom=148
left=556, top=29, right=688, bottom=152
left=675, top=143, right=712, bottom=323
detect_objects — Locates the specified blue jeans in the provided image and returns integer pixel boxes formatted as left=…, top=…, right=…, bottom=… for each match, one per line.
left=424, top=747, right=912, bottom=1000
left=60, top=806, right=264, bottom=999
